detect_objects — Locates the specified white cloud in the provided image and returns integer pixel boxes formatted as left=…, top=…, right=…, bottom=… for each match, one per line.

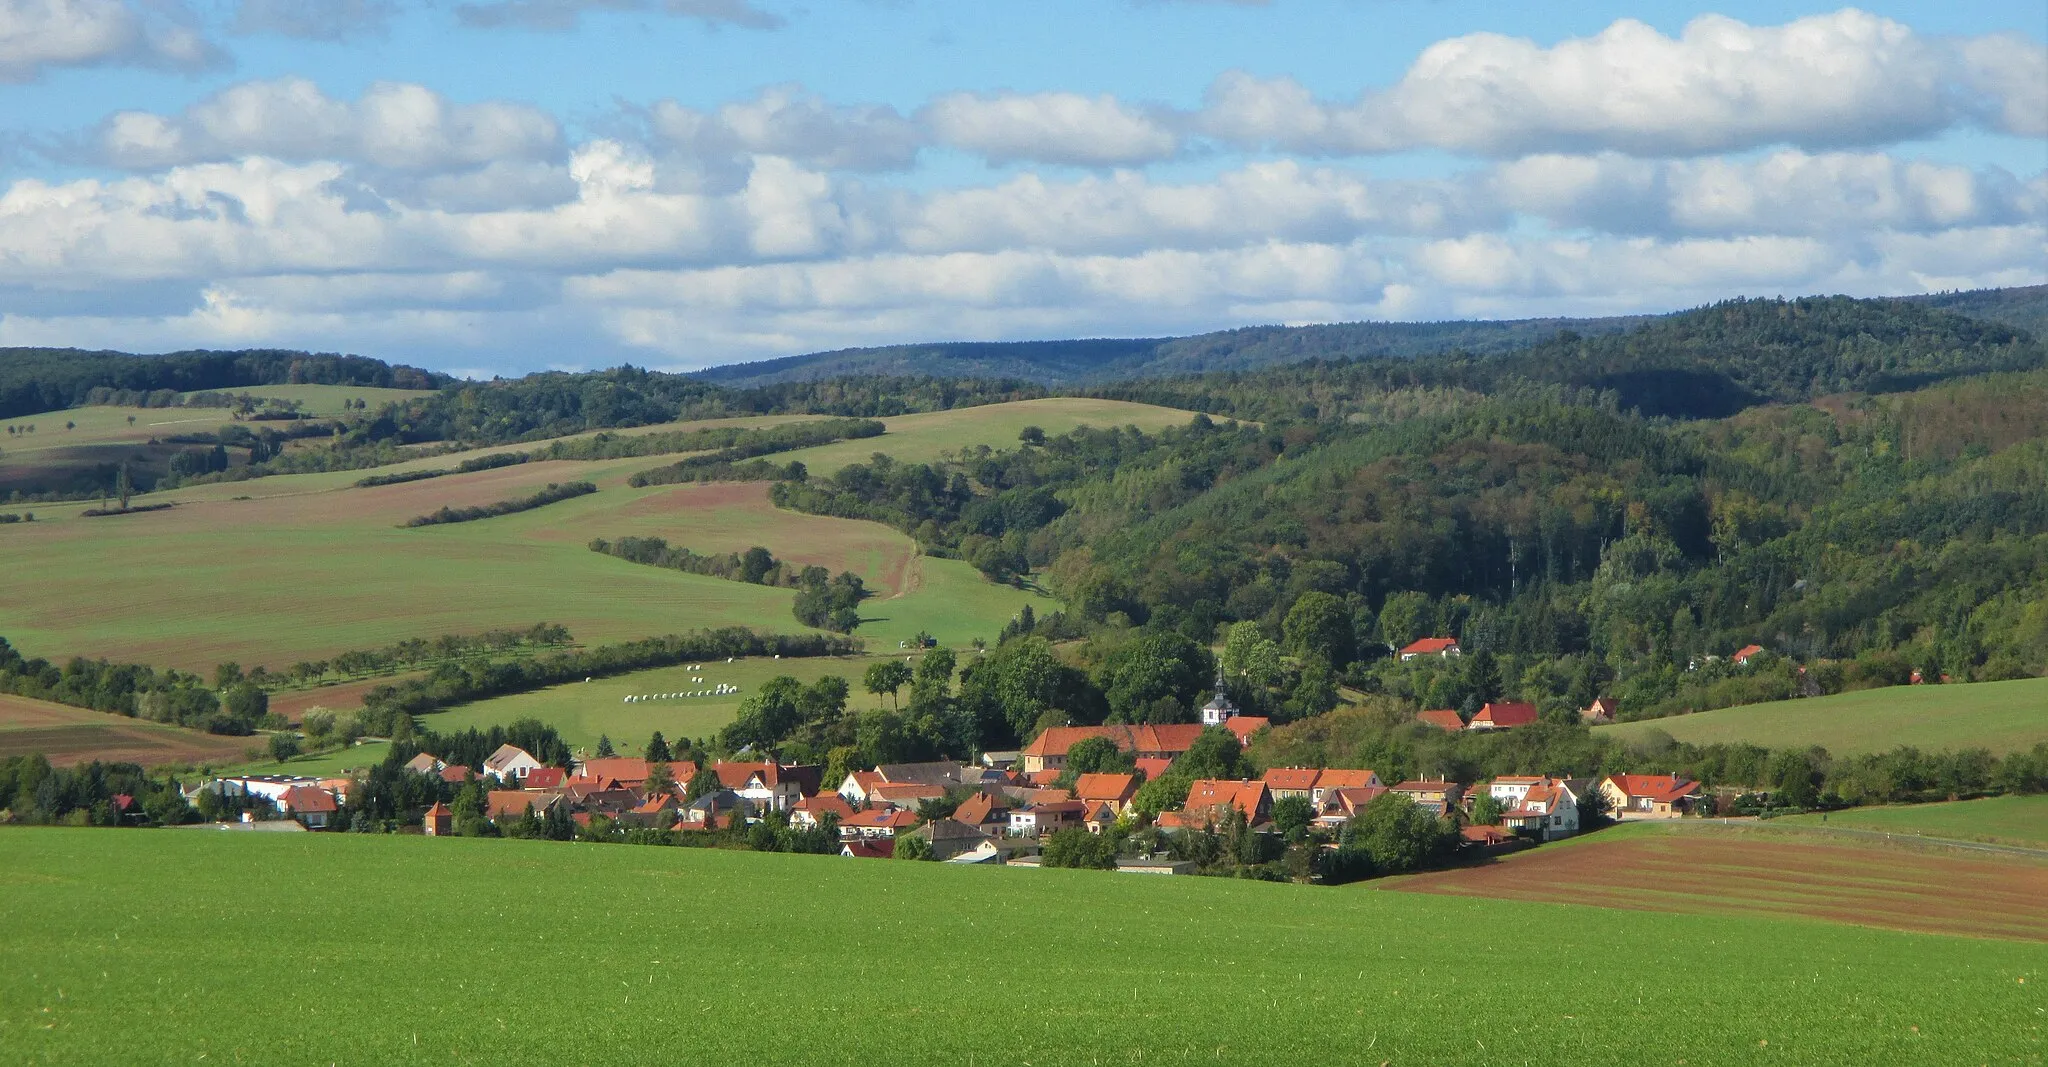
left=0, top=0, right=223, bottom=83
left=453, top=0, right=780, bottom=31
left=922, top=91, right=1180, bottom=166
left=1200, top=10, right=2042, bottom=157
left=648, top=85, right=921, bottom=172
left=89, top=78, right=563, bottom=171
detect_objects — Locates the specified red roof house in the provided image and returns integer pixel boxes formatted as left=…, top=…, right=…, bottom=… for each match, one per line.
left=1469, top=701, right=1539, bottom=730
left=1732, top=644, right=1766, bottom=666
left=1398, top=637, right=1461, bottom=661
left=1416, top=708, right=1465, bottom=731
left=1158, top=779, right=1271, bottom=830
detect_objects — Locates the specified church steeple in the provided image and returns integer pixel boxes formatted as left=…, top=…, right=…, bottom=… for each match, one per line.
left=1200, top=665, right=1236, bottom=724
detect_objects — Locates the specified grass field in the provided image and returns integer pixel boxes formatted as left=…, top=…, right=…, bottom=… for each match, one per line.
left=0, top=694, right=259, bottom=768
left=1776, top=795, right=2048, bottom=850
left=1393, top=822, right=2048, bottom=942
left=774, top=396, right=1199, bottom=475
left=424, top=655, right=875, bottom=751
left=231, top=740, right=394, bottom=778
left=1599, top=676, right=2048, bottom=756
left=0, top=828, right=2038, bottom=1065
left=1, top=401, right=1122, bottom=673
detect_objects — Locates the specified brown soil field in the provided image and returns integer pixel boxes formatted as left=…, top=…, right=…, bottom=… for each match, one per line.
left=0, top=694, right=260, bottom=768
left=1391, top=826, right=2048, bottom=942
left=266, top=674, right=425, bottom=721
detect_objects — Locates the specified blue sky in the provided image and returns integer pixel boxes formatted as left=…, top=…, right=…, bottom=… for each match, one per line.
left=0, top=0, right=2042, bottom=374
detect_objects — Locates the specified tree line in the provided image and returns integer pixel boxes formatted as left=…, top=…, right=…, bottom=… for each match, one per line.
left=588, top=537, right=866, bottom=632
left=400, top=481, right=596, bottom=528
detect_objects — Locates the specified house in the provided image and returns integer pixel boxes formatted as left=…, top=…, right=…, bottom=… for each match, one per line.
left=1398, top=637, right=1461, bottom=661
left=1469, top=701, right=1539, bottom=730
left=714, top=762, right=821, bottom=813
left=575, top=787, right=643, bottom=819
left=875, top=761, right=972, bottom=788
left=1416, top=709, right=1465, bottom=731
left=791, top=792, right=854, bottom=830
left=979, top=750, right=1021, bottom=770
left=840, top=839, right=894, bottom=859
left=1019, top=727, right=1110, bottom=774
left=1198, top=671, right=1240, bottom=726
left=574, top=757, right=652, bottom=791
left=837, top=769, right=886, bottom=806
left=1222, top=716, right=1270, bottom=747
left=439, top=765, right=475, bottom=784
left=842, top=805, right=918, bottom=839
left=1073, top=773, right=1138, bottom=813
left=621, top=793, right=683, bottom=829
left=1158, top=780, right=1270, bottom=831
left=1310, top=769, right=1382, bottom=805
left=209, top=775, right=320, bottom=808
left=317, top=778, right=354, bottom=806
left=522, top=767, right=566, bottom=791
left=482, top=744, right=544, bottom=783
left=1732, top=644, right=1766, bottom=666
left=1388, top=779, right=1462, bottom=817
left=951, top=791, right=1013, bottom=836
left=403, top=753, right=446, bottom=775
left=868, top=781, right=947, bottom=809
left=485, top=790, right=561, bottom=821
left=1581, top=697, right=1619, bottom=725
left=898, top=819, right=997, bottom=862
left=1461, top=824, right=1513, bottom=847
left=1023, top=768, right=1064, bottom=788
left=1008, top=799, right=1086, bottom=837
left=280, top=786, right=338, bottom=829
left=423, top=801, right=453, bottom=836
left=1600, top=774, right=1699, bottom=819
left=1487, top=776, right=1548, bottom=807
left=1134, top=757, right=1174, bottom=782
left=1018, top=724, right=1209, bottom=774
left=676, top=790, right=754, bottom=831
left=1261, top=767, right=1321, bottom=802
left=1082, top=801, right=1122, bottom=834
left=1314, top=785, right=1388, bottom=829
left=1499, top=779, right=1580, bottom=841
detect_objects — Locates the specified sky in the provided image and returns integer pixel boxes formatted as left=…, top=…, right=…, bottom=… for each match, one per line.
left=0, top=1, right=2042, bottom=377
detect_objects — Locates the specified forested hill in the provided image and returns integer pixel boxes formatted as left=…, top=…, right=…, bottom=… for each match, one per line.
left=0, top=348, right=449, bottom=421
left=695, top=284, right=2048, bottom=388
left=693, top=316, right=1655, bottom=387
left=1101, top=295, right=2046, bottom=421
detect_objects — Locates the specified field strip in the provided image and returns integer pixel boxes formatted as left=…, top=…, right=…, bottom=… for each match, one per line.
left=1690, top=817, right=2048, bottom=859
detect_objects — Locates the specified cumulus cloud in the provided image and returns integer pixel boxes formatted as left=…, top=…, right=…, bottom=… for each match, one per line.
left=88, top=78, right=563, bottom=171
left=453, top=0, right=781, bottom=31
left=921, top=91, right=1180, bottom=166
left=0, top=0, right=224, bottom=83
left=1200, top=10, right=2042, bottom=157
left=232, top=0, right=400, bottom=41
left=648, top=85, right=922, bottom=172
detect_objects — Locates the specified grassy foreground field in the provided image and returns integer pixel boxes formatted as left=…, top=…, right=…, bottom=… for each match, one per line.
left=1776, top=795, right=2048, bottom=850
left=1599, top=676, right=2048, bottom=756
left=0, top=829, right=2039, bottom=1066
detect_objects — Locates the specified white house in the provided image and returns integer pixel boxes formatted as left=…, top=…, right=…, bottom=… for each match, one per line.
left=1487, top=776, right=1547, bottom=807
left=482, top=744, right=544, bottom=782
left=1499, top=778, right=1581, bottom=842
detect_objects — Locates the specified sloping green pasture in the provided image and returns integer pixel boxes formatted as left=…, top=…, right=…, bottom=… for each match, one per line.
left=1599, top=676, right=2048, bottom=755
left=1777, top=795, right=2048, bottom=849
left=0, top=828, right=2037, bottom=1066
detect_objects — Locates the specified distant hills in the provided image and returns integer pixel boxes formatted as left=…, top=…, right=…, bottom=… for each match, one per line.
left=696, top=284, right=2048, bottom=388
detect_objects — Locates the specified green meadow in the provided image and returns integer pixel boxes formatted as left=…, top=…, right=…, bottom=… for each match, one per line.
left=1776, top=795, right=2048, bottom=850
left=0, top=828, right=2037, bottom=1066
left=1599, top=676, right=2048, bottom=756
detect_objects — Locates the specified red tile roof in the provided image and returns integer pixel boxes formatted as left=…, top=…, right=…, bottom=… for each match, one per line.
left=523, top=767, right=566, bottom=790
left=1399, top=637, right=1460, bottom=656
left=841, top=840, right=894, bottom=859
left=486, top=790, right=542, bottom=819
left=795, top=793, right=855, bottom=820
left=1020, top=726, right=1108, bottom=759
left=1471, top=701, right=1539, bottom=728
left=281, top=786, right=337, bottom=814
left=1022, top=723, right=1210, bottom=760
left=1316, top=769, right=1380, bottom=791
left=1416, top=708, right=1465, bottom=731
left=1222, top=716, right=1270, bottom=744
left=1133, top=757, right=1173, bottom=781
left=578, top=758, right=651, bottom=785
left=1733, top=644, right=1766, bottom=664
left=1025, top=769, right=1064, bottom=788
left=951, top=792, right=1010, bottom=826
left=868, top=781, right=945, bottom=804
left=1604, top=774, right=1699, bottom=803
left=1074, top=773, right=1137, bottom=805
left=1177, top=779, right=1268, bottom=826
left=1261, top=768, right=1321, bottom=792
left=440, top=765, right=475, bottom=783
left=843, top=807, right=918, bottom=830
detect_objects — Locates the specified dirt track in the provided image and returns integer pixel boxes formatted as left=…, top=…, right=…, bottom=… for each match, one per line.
left=1392, top=827, right=2048, bottom=942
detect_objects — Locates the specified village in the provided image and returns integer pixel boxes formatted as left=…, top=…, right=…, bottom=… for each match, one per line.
left=186, top=659, right=1703, bottom=878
